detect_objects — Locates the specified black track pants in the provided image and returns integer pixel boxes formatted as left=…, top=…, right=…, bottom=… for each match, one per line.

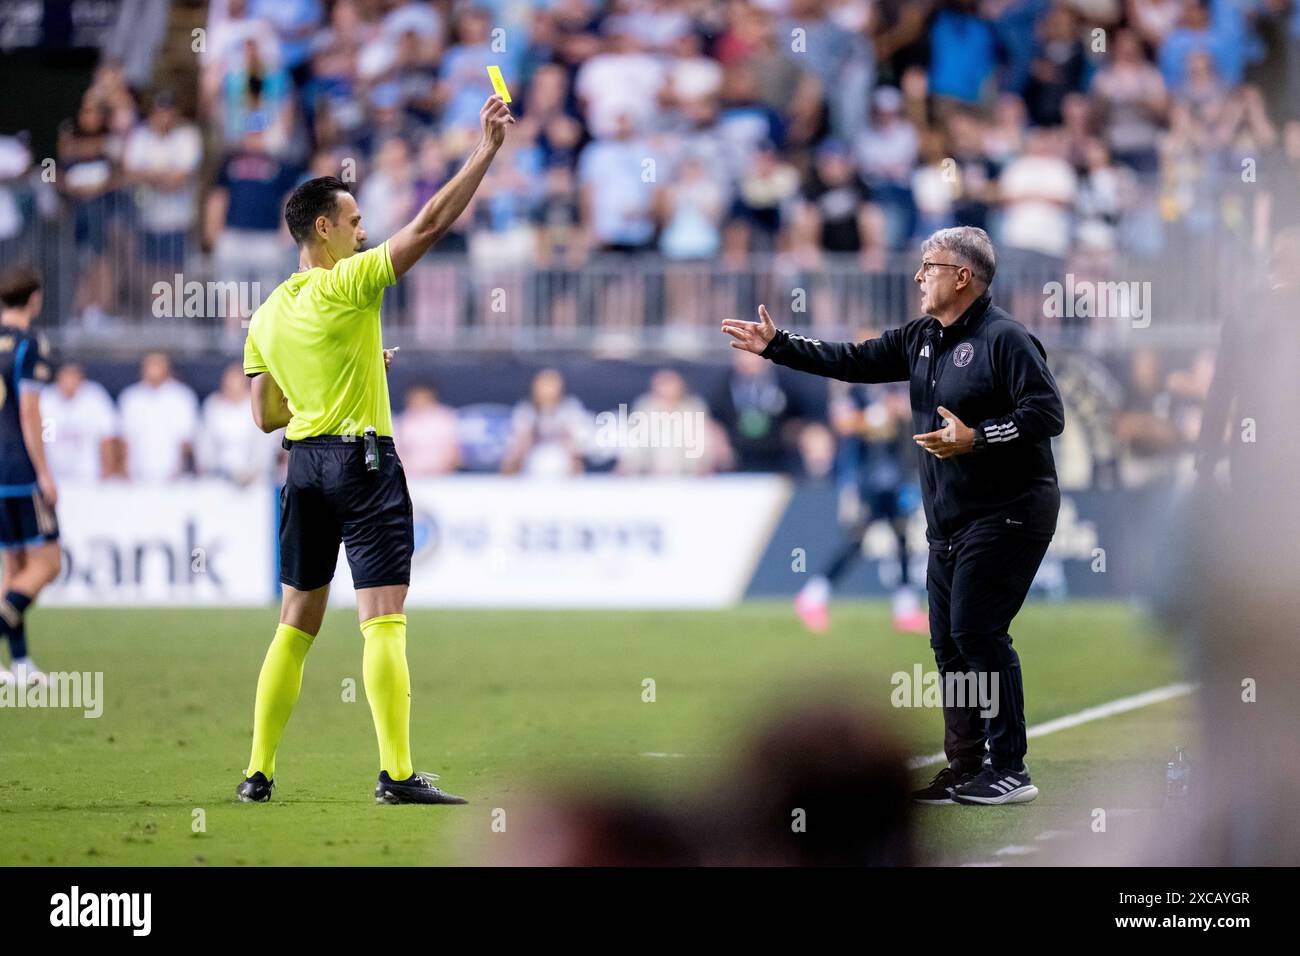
left=925, top=530, right=1052, bottom=774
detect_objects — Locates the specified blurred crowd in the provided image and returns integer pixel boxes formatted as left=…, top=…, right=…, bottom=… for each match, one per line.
left=45, top=353, right=744, bottom=485
left=1, top=0, right=1297, bottom=328
left=46, top=340, right=1212, bottom=488
left=7, top=0, right=1289, bottom=488
left=43, top=353, right=276, bottom=485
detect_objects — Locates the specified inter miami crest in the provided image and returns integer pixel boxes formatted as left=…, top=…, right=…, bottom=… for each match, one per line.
left=953, top=342, right=975, bottom=367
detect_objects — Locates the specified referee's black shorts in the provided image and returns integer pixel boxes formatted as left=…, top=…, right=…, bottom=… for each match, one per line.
left=278, top=435, right=414, bottom=592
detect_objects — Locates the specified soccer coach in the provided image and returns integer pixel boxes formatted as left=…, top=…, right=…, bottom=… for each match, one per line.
left=234, top=95, right=514, bottom=806
left=722, top=226, right=1064, bottom=805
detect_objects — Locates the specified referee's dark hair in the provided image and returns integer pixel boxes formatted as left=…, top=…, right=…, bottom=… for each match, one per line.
left=285, top=176, right=351, bottom=246
left=0, top=264, right=42, bottom=309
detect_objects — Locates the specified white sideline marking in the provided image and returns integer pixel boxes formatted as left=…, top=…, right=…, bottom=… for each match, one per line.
left=993, top=845, right=1039, bottom=856
left=987, top=811, right=1145, bottom=863
left=906, top=682, right=1198, bottom=770
left=640, top=752, right=689, bottom=758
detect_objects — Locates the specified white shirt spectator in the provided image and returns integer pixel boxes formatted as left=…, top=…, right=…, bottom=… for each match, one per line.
left=42, top=378, right=119, bottom=483
left=617, top=394, right=719, bottom=476
left=1129, top=0, right=1183, bottom=47
left=0, top=134, right=31, bottom=242
left=197, top=390, right=279, bottom=483
left=998, top=154, right=1078, bottom=258
left=578, top=137, right=659, bottom=246
left=203, top=0, right=283, bottom=72
left=119, top=378, right=200, bottom=481
left=666, top=53, right=723, bottom=102
left=1092, top=58, right=1167, bottom=156
left=124, top=120, right=203, bottom=233
left=507, top=397, right=591, bottom=477
left=911, top=163, right=957, bottom=221
left=856, top=118, right=919, bottom=186
left=382, top=2, right=443, bottom=43
left=575, top=52, right=665, bottom=139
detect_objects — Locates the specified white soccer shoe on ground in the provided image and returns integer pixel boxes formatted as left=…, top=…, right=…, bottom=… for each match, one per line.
left=9, top=658, right=48, bottom=687
left=891, top=587, right=930, bottom=634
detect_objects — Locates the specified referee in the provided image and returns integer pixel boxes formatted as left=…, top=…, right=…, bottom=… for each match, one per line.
left=722, top=226, right=1064, bottom=805
left=235, top=95, right=513, bottom=805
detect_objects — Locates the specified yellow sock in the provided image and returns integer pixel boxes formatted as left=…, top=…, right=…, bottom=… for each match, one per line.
left=361, top=614, right=414, bottom=780
left=245, top=623, right=314, bottom=780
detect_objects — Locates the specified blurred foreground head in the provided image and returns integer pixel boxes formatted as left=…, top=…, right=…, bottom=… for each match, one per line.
left=502, top=702, right=913, bottom=866
left=705, top=703, right=915, bottom=866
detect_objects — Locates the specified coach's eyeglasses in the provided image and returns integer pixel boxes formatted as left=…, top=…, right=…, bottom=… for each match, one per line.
left=919, top=261, right=965, bottom=275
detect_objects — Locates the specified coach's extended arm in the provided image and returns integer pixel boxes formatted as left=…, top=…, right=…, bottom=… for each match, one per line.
left=721, top=304, right=909, bottom=383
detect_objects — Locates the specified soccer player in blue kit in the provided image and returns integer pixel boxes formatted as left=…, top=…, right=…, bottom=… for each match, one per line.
left=0, top=267, right=61, bottom=688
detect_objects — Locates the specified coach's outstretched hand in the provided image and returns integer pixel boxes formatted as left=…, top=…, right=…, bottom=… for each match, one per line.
left=480, top=94, right=515, bottom=150
left=721, top=304, right=777, bottom=354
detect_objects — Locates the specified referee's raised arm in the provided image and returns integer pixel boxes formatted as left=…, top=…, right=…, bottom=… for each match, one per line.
left=387, top=95, right=515, bottom=278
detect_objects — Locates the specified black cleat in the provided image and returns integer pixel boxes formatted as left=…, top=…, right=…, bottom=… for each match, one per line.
left=952, top=767, right=1039, bottom=805
left=911, top=765, right=979, bottom=805
left=375, top=770, right=468, bottom=805
left=236, top=771, right=274, bottom=803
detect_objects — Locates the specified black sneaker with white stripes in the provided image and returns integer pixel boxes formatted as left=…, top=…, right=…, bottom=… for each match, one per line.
left=911, top=765, right=979, bottom=805
left=951, top=767, right=1038, bottom=805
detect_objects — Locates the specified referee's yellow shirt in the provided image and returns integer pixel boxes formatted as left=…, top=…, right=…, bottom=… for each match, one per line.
left=243, top=241, right=397, bottom=440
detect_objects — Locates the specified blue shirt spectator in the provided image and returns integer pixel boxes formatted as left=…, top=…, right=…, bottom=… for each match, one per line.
left=990, top=0, right=1050, bottom=93
left=577, top=130, right=659, bottom=248
left=221, top=58, right=294, bottom=149
left=1158, top=0, right=1245, bottom=93
left=929, top=3, right=998, bottom=103
left=250, top=0, right=323, bottom=73
left=214, top=147, right=302, bottom=232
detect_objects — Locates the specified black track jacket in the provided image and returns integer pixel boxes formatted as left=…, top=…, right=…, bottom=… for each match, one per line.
left=761, top=290, right=1064, bottom=549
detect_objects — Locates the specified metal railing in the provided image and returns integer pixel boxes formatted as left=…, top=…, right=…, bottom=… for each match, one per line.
left=1, top=183, right=1255, bottom=355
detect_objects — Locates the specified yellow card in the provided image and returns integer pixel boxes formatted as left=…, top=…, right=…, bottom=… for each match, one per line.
left=486, top=65, right=511, bottom=103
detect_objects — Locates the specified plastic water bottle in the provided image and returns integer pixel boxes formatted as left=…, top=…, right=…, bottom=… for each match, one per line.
left=1164, top=747, right=1190, bottom=810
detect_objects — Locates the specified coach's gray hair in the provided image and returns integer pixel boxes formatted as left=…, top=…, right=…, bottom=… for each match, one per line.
left=921, top=227, right=996, bottom=287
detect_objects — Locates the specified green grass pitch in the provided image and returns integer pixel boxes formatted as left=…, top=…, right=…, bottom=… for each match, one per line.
left=0, top=602, right=1194, bottom=866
